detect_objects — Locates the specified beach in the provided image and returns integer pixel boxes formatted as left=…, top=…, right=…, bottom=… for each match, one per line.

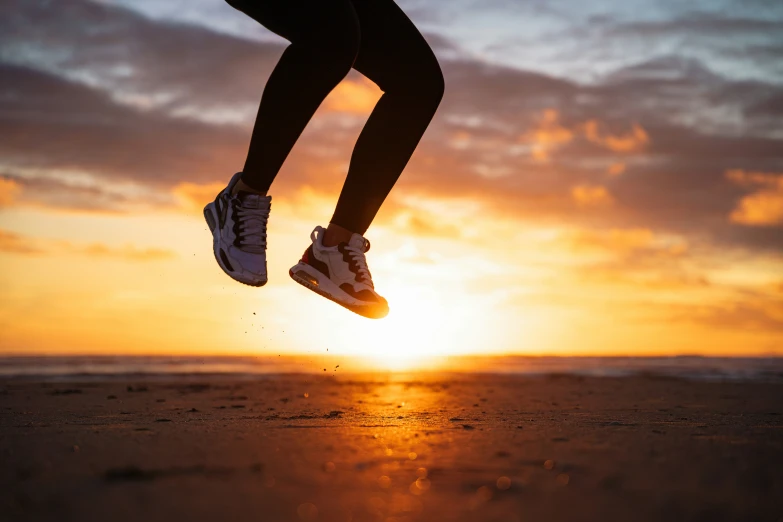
left=2, top=372, right=782, bottom=521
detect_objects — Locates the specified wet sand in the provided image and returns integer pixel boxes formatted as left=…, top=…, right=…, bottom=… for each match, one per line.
left=1, top=374, right=782, bottom=521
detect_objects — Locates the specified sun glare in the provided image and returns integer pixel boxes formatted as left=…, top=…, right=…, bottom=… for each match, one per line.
left=326, top=279, right=490, bottom=371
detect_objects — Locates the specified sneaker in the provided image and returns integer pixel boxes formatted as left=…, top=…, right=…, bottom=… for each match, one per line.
left=203, top=172, right=271, bottom=287
left=289, top=226, right=389, bottom=319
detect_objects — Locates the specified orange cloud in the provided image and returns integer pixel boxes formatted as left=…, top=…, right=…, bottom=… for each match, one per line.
left=522, top=109, right=574, bottom=161
left=584, top=121, right=649, bottom=152
left=393, top=212, right=462, bottom=239
left=730, top=192, right=783, bottom=226
left=532, top=110, right=574, bottom=145
left=324, top=78, right=381, bottom=114
left=568, top=227, right=688, bottom=256
left=571, top=184, right=614, bottom=208
left=449, top=130, right=472, bottom=149
left=79, top=243, right=177, bottom=261
left=172, top=181, right=225, bottom=211
left=0, top=177, right=21, bottom=206
left=521, top=111, right=648, bottom=161
left=0, top=229, right=45, bottom=254
left=562, top=227, right=697, bottom=291
left=726, top=170, right=783, bottom=226
left=725, top=169, right=783, bottom=189
left=607, top=162, right=626, bottom=177
left=669, top=295, right=783, bottom=333
left=0, top=228, right=176, bottom=260
left=582, top=228, right=653, bottom=250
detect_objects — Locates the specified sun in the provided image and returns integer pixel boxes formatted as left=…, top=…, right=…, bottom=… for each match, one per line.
left=324, top=278, right=493, bottom=371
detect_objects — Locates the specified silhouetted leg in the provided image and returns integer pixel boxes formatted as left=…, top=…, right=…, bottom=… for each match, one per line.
left=329, top=0, right=444, bottom=234
left=225, top=0, right=361, bottom=193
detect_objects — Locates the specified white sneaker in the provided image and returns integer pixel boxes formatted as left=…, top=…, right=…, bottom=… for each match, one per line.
left=203, top=173, right=271, bottom=287
left=289, top=226, right=389, bottom=319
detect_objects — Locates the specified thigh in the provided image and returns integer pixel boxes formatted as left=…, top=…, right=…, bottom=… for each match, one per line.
left=226, top=0, right=358, bottom=43
left=349, top=0, right=438, bottom=90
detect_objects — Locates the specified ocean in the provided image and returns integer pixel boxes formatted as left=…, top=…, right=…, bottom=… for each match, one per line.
left=1, top=355, right=782, bottom=382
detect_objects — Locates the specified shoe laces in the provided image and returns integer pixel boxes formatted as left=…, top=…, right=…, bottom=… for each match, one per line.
left=344, top=238, right=373, bottom=287
left=310, top=227, right=374, bottom=287
left=232, top=194, right=271, bottom=253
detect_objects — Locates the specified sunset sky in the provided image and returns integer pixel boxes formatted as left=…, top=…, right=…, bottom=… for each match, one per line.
left=1, top=0, right=782, bottom=360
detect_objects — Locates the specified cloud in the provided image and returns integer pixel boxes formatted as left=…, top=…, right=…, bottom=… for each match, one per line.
left=746, top=89, right=783, bottom=119
left=571, top=185, right=614, bottom=208
left=79, top=243, right=176, bottom=261
left=0, top=229, right=46, bottom=255
left=0, top=0, right=286, bottom=123
left=172, top=181, right=226, bottom=211
left=2, top=171, right=169, bottom=213
left=605, top=13, right=783, bottom=39
left=0, top=228, right=177, bottom=261
left=0, top=64, right=248, bottom=188
left=726, top=169, right=783, bottom=227
left=554, top=226, right=705, bottom=291
left=669, top=295, right=783, bottom=333
left=391, top=212, right=462, bottom=239
left=606, top=162, right=626, bottom=177
left=0, top=0, right=782, bottom=255
left=518, top=110, right=649, bottom=162
left=551, top=12, right=783, bottom=85
left=730, top=192, right=783, bottom=226
left=565, top=227, right=689, bottom=260
left=0, top=177, right=21, bottom=206
left=726, top=169, right=783, bottom=189
left=521, top=109, right=574, bottom=161
left=584, top=121, right=649, bottom=152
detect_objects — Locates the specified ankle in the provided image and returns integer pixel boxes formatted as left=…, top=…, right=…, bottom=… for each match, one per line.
left=322, top=223, right=354, bottom=247
left=232, top=176, right=267, bottom=196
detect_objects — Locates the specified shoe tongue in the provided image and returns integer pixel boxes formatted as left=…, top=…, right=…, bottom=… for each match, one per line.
left=237, top=192, right=269, bottom=209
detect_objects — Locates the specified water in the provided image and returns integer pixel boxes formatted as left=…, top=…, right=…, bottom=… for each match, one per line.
left=1, top=355, right=782, bottom=382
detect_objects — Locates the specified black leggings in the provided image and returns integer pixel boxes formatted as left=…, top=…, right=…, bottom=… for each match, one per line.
left=226, top=0, right=444, bottom=234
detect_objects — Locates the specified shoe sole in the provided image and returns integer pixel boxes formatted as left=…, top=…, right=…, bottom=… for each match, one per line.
left=204, top=202, right=267, bottom=288
left=289, top=262, right=388, bottom=319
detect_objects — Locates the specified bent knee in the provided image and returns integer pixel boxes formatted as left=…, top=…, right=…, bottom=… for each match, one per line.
left=421, top=57, right=445, bottom=104
left=297, top=15, right=361, bottom=82
left=382, top=49, right=444, bottom=108
left=408, top=58, right=445, bottom=110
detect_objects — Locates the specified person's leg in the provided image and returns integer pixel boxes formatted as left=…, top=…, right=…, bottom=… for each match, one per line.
left=224, top=0, right=361, bottom=194
left=323, top=0, right=444, bottom=244
left=205, top=0, right=362, bottom=287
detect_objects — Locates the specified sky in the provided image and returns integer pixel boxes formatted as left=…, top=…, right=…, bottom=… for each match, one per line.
left=1, top=0, right=782, bottom=362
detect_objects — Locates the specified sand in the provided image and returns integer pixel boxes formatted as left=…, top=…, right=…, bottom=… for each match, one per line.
left=1, top=373, right=782, bottom=521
